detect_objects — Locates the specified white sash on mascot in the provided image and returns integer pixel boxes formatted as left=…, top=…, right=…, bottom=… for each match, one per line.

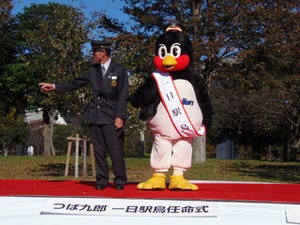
left=152, top=72, right=206, bottom=138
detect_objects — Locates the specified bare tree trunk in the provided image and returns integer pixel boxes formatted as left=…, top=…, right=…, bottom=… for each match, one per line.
left=267, top=144, right=272, bottom=161
left=50, top=122, right=56, bottom=156
left=283, top=140, right=288, bottom=161
left=43, top=124, right=51, bottom=156
left=43, top=122, right=56, bottom=156
left=192, top=135, right=206, bottom=164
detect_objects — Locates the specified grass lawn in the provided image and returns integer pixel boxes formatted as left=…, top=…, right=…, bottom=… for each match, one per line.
left=0, top=156, right=299, bottom=183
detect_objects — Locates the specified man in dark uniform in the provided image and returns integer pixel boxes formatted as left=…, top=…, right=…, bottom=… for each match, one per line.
left=39, top=40, right=129, bottom=190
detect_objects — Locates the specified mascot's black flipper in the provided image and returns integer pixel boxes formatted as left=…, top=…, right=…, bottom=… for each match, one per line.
left=129, top=77, right=160, bottom=120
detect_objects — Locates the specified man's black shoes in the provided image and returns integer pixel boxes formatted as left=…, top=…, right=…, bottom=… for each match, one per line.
left=115, top=183, right=124, bottom=190
left=96, top=182, right=125, bottom=190
left=96, top=183, right=107, bottom=190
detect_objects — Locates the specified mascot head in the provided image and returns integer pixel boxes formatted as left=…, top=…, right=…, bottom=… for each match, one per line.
left=154, top=23, right=193, bottom=73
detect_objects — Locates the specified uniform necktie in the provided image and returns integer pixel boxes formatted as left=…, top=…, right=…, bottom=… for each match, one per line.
left=101, top=66, right=106, bottom=76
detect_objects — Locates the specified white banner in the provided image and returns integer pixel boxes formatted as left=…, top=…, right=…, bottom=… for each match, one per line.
left=1, top=196, right=297, bottom=225
left=41, top=198, right=219, bottom=217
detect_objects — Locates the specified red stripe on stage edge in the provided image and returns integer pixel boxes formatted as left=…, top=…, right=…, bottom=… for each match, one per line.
left=0, top=179, right=299, bottom=204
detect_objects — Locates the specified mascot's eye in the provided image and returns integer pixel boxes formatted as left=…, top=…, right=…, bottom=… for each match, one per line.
left=158, top=44, right=168, bottom=58
left=170, top=43, right=181, bottom=58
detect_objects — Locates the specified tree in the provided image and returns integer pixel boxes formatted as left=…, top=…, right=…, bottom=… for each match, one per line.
left=211, top=0, right=300, bottom=160
left=15, top=3, right=89, bottom=156
left=0, top=0, right=31, bottom=153
left=0, top=62, right=40, bottom=113
left=0, top=108, right=28, bottom=154
left=0, top=0, right=14, bottom=69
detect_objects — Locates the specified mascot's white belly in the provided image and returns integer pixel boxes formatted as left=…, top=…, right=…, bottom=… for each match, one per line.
left=149, top=79, right=203, bottom=139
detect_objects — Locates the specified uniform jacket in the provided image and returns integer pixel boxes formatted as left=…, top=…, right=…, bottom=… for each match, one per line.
left=55, top=60, right=129, bottom=125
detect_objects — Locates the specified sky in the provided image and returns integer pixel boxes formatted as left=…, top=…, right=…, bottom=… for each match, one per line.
left=11, top=0, right=131, bottom=24
left=11, top=0, right=132, bottom=51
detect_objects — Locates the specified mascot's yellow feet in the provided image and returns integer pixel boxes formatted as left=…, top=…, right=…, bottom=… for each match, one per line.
left=137, top=173, right=167, bottom=190
left=168, top=175, right=199, bottom=191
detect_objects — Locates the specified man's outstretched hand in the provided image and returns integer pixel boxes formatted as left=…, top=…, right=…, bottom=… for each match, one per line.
left=39, top=83, right=55, bottom=92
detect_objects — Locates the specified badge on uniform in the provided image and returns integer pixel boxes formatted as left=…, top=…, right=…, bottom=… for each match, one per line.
left=110, top=76, right=117, bottom=87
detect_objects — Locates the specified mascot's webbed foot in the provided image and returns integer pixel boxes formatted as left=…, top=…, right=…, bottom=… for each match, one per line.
left=137, top=173, right=167, bottom=190
left=169, top=175, right=199, bottom=191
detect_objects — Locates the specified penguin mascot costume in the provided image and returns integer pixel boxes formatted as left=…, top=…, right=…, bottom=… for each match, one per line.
left=129, top=24, right=213, bottom=190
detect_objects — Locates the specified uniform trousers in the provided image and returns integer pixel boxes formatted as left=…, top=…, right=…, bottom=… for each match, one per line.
left=90, top=124, right=127, bottom=185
